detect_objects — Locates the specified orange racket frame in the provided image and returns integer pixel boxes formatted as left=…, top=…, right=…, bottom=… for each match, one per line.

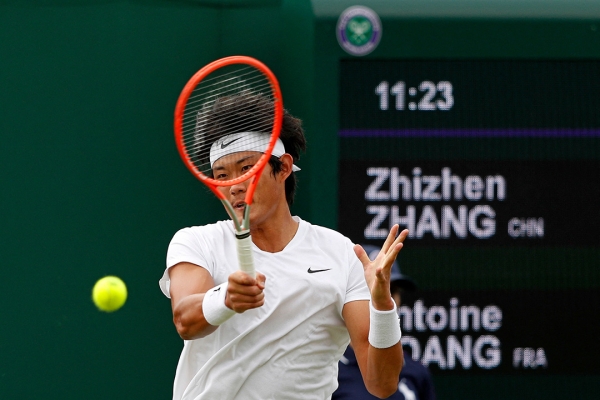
left=174, top=55, right=283, bottom=205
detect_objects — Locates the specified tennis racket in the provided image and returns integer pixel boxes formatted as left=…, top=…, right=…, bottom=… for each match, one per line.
left=174, top=56, right=283, bottom=278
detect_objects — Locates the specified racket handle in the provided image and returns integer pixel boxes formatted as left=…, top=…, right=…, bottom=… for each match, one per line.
left=235, top=231, right=255, bottom=278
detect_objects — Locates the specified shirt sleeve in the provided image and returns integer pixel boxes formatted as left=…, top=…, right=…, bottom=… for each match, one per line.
left=158, top=227, right=212, bottom=298
left=344, top=239, right=371, bottom=304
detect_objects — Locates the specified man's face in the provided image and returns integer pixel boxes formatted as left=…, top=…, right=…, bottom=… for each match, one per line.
left=212, top=151, right=261, bottom=183
left=212, top=151, right=285, bottom=226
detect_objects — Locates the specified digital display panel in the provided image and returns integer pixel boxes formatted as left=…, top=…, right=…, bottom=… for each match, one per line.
left=338, top=60, right=600, bottom=376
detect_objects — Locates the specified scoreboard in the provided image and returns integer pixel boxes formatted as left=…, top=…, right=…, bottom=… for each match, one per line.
left=310, top=2, right=600, bottom=398
left=339, top=60, right=600, bottom=248
left=338, top=59, right=600, bottom=375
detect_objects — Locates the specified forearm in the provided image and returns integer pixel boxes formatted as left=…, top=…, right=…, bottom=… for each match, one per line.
left=365, top=298, right=403, bottom=397
left=173, top=293, right=218, bottom=340
left=345, top=300, right=404, bottom=398
left=364, top=343, right=403, bottom=398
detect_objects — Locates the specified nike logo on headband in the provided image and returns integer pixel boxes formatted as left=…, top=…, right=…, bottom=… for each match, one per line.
left=221, top=137, right=243, bottom=149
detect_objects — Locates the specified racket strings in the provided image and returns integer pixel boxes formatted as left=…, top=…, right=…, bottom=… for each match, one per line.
left=181, top=67, right=261, bottom=115
left=180, top=65, right=277, bottom=176
left=186, top=98, right=275, bottom=141
left=182, top=82, right=275, bottom=140
left=188, top=100, right=275, bottom=169
left=181, top=66, right=271, bottom=124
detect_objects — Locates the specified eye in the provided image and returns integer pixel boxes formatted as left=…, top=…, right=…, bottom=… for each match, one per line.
left=241, top=164, right=253, bottom=172
left=215, top=173, right=228, bottom=180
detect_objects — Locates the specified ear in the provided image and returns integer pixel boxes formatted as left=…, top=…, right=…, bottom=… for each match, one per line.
left=277, top=153, right=295, bottom=181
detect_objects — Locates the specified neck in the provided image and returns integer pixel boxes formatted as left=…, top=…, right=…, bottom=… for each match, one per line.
left=250, top=210, right=299, bottom=253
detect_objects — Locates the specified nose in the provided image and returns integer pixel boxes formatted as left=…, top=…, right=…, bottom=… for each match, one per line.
left=229, top=180, right=247, bottom=196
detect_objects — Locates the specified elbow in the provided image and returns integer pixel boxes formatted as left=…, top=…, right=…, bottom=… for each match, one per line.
left=173, top=310, right=217, bottom=340
left=173, top=313, right=194, bottom=340
left=365, top=354, right=403, bottom=398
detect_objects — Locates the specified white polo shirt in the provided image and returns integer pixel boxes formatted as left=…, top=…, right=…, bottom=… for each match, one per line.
left=159, top=217, right=370, bottom=400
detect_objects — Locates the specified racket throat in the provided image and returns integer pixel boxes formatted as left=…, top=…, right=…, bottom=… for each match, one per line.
left=221, top=200, right=251, bottom=232
left=235, top=204, right=254, bottom=277
left=243, top=203, right=251, bottom=226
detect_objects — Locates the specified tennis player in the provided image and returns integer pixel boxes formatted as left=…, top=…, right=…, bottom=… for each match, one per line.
left=159, top=95, right=407, bottom=400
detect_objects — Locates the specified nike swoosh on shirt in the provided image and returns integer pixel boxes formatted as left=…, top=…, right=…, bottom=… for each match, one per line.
left=221, top=137, right=242, bottom=149
left=307, top=267, right=331, bottom=274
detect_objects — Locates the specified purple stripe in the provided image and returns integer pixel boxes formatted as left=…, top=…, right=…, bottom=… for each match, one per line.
left=339, top=129, right=600, bottom=138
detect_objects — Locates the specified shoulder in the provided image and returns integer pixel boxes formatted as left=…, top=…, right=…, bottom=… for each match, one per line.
left=299, top=217, right=355, bottom=247
left=170, top=220, right=233, bottom=243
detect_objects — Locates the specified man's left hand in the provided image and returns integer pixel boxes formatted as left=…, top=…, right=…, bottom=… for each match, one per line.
left=354, top=225, right=409, bottom=310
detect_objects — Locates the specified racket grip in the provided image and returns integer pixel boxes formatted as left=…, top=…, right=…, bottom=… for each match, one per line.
left=235, top=231, right=255, bottom=278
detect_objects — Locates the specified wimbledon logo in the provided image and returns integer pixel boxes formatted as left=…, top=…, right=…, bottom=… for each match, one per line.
left=337, top=6, right=382, bottom=56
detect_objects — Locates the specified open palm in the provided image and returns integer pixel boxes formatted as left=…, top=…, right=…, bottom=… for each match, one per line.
left=354, top=225, right=409, bottom=309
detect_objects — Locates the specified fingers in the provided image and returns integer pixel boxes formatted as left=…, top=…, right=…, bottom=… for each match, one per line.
left=380, top=224, right=400, bottom=254
left=365, top=228, right=410, bottom=307
left=353, top=244, right=371, bottom=267
left=396, top=228, right=409, bottom=244
left=383, top=228, right=409, bottom=265
left=255, top=271, right=266, bottom=290
left=226, top=271, right=266, bottom=313
left=354, top=228, right=410, bottom=272
left=379, top=243, right=403, bottom=275
left=380, top=225, right=409, bottom=253
left=374, top=228, right=409, bottom=278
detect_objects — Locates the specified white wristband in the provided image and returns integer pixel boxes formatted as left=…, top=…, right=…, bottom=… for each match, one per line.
left=368, top=299, right=402, bottom=349
left=202, top=282, right=235, bottom=326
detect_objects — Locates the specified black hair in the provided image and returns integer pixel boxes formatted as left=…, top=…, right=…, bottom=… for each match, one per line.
left=269, top=107, right=307, bottom=206
left=198, top=92, right=307, bottom=206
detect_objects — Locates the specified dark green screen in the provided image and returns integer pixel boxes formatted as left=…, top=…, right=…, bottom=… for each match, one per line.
left=337, top=58, right=600, bottom=396
left=311, top=3, right=600, bottom=398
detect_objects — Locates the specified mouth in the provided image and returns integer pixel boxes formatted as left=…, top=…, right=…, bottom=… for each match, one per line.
left=232, top=200, right=246, bottom=211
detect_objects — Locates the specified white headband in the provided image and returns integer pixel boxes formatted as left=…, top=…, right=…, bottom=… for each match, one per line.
left=209, top=132, right=300, bottom=171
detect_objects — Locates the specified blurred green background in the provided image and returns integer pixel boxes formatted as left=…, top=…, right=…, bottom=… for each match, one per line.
left=1, top=0, right=598, bottom=398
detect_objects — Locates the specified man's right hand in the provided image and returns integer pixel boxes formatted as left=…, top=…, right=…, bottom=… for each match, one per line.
left=225, top=271, right=266, bottom=313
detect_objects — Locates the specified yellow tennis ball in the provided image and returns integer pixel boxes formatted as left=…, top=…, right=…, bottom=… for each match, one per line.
left=92, top=276, right=127, bottom=312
